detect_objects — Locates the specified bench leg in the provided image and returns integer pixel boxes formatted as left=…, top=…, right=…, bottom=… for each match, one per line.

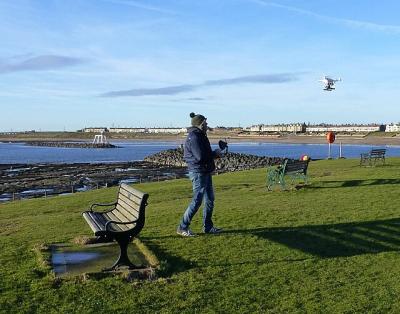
left=103, top=237, right=144, bottom=271
left=266, top=168, right=279, bottom=191
left=280, top=176, right=286, bottom=190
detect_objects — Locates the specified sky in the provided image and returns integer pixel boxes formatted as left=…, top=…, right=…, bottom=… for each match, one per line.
left=1, top=0, right=400, bottom=131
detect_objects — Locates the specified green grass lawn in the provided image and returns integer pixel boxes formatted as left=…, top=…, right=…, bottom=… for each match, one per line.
left=1, top=158, right=400, bottom=313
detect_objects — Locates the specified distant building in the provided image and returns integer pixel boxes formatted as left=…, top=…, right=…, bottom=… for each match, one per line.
left=146, top=127, right=187, bottom=134
left=109, top=127, right=187, bottom=134
left=109, top=127, right=147, bottom=133
left=306, top=125, right=384, bottom=133
left=82, top=127, right=187, bottom=134
left=248, top=123, right=306, bottom=133
left=249, top=125, right=262, bottom=132
left=82, top=127, right=108, bottom=133
left=385, top=124, right=400, bottom=132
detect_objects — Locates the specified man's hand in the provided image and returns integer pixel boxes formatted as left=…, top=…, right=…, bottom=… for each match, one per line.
left=214, top=148, right=224, bottom=158
left=218, top=140, right=228, bottom=151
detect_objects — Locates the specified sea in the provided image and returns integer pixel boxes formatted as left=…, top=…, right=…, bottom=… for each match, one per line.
left=1, top=141, right=400, bottom=164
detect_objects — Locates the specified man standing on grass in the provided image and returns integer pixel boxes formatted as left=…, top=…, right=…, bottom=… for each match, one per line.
left=177, top=112, right=224, bottom=237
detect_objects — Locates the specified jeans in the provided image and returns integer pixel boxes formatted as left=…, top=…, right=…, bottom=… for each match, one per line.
left=179, top=171, right=215, bottom=232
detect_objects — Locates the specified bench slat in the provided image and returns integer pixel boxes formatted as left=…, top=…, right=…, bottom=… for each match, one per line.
left=285, top=164, right=307, bottom=173
left=82, top=212, right=124, bottom=234
left=284, top=161, right=308, bottom=174
left=84, top=211, right=135, bottom=233
left=103, top=212, right=130, bottom=231
left=120, top=183, right=146, bottom=199
left=115, top=202, right=139, bottom=221
left=82, top=185, right=148, bottom=237
left=83, top=212, right=103, bottom=233
left=119, top=186, right=144, bottom=205
left=118, top=192, right=141, bottom=212
left=105, top=207, right=126, bottom=223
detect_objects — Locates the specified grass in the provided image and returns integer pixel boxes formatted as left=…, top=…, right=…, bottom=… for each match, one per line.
left=1, top=158, right=400, bottom=313
left=365, top=131, right=398, bottom=137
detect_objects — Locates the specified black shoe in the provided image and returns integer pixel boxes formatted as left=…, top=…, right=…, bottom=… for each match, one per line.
left=204, top=227, right=223, bottom=234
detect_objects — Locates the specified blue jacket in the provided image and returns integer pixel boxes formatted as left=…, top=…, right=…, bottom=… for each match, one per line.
left=184, top=127, right=216, bottom=173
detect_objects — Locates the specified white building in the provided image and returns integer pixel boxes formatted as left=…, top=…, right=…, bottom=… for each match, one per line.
left=82, top=127, right=108, bottom=133
left=261, top=123, right=305, bottom=133
left=249, top=125, right=262, bottom=132
left=385, top=124, right=400, bottom=132
left=306, top=125, right=383, bottom=133
left=248, top=124, right=305, bottom=133
left=108, top=127, right=187, bottom=134
left=147, top=127, right=187, bottom=134
left=109, top=128, right=147, bottom=133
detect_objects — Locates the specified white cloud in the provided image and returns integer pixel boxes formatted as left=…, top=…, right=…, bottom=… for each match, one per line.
left=100, top=72, right=302, bottom=97
left=0, top=55, right=87, bottom=74
left=251, top=0, right=400, bottom=34
left=98, top=0, right=178, bottom=15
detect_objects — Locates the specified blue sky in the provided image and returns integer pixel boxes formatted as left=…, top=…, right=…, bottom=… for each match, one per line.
left=1, top=0, right=400, bottom=131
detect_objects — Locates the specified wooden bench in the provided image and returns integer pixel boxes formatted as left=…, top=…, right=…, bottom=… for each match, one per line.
left=82, top=183, right=149, bottom=271
left=267, top=159, right=310, bottom=190
left=360, top=148, right=386, bottom=166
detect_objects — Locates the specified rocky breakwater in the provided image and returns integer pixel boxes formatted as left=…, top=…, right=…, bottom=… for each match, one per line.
left=26, top=141, right=118, bottom=148
left=144, top=148, right=285, bottom=172
left=0, top=149, right=288, bottom=202
left=0, top=161, right=187, bottom=202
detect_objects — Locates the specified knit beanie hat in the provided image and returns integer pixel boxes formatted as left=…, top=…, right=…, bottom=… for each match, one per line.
left=190, top=112, right=206, bottom=127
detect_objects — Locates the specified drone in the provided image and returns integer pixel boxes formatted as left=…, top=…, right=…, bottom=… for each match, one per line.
left=319, top=76, right=341, bottom=91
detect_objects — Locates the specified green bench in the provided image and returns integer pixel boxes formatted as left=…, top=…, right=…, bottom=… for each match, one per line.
left=360, top=149, right=386, bottom=166
left=82, top=183, right=149, bottom=271
left=267, top=159, right=310, bottom=190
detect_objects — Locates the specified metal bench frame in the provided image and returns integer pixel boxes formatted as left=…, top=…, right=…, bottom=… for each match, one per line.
left=267, top=159, right=310, bottom=191
left=360, top=149, right=386, bottom=166
left=82, top=183, right=149, bottom=271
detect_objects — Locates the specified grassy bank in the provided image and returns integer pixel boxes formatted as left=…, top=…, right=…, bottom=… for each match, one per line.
left=1, top=158, right=400, bottom=313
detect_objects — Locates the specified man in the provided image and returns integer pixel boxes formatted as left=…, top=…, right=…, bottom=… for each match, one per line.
left=177, top=112, right=224, bottom=237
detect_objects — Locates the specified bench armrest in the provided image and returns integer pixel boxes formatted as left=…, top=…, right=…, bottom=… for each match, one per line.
left=89, top=202, right=117, bottom=212
left=105, top=219, right=139, bottom=231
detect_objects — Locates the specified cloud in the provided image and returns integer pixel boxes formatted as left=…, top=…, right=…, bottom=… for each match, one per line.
left=101, top=84, right=197, bottom=97
left=186, top=97, right=206, bottom=101
left=99, top=0, right=177, bottom=15
left=101, top=72, right=301, bottom=97
left=0, top=55, right=87, bottom=74
left=251, top=0, right=400, bottom=34
left=204, top=73, right=298, bottom=86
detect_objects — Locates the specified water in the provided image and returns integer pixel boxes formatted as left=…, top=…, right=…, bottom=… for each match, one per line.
left=1, top=141, right=400, bottom=164
left=51, top=243, right=150, bottom=276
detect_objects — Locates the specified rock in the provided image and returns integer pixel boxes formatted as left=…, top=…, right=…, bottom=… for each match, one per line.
left=144, top=148, right=285, bottom=172
left=1, top=149, right=290, bottom=202
left=25, top=141, right=118, bottom=149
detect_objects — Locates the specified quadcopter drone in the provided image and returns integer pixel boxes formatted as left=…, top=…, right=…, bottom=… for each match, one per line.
left=319, top=76, right=341, bottom=91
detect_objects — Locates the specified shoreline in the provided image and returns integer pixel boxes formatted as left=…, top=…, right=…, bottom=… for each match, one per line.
left=0, top=150, right=282, bottom=202
left=2, top=134, right=400, bottom=146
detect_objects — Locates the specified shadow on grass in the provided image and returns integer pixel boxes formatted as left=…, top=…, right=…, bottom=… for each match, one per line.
left=310, top=178, right=400, bottom=189
left=142, top=240, right=196, bottom=276
left=225, top=217, right=400, bottom=258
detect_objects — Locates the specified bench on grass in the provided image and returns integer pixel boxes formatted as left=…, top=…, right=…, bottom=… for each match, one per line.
left=82, top=183, right=149, bottom=271
left=267, top=159, right=310, bottom=190
left=360, top=149, right=386, bottom=166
